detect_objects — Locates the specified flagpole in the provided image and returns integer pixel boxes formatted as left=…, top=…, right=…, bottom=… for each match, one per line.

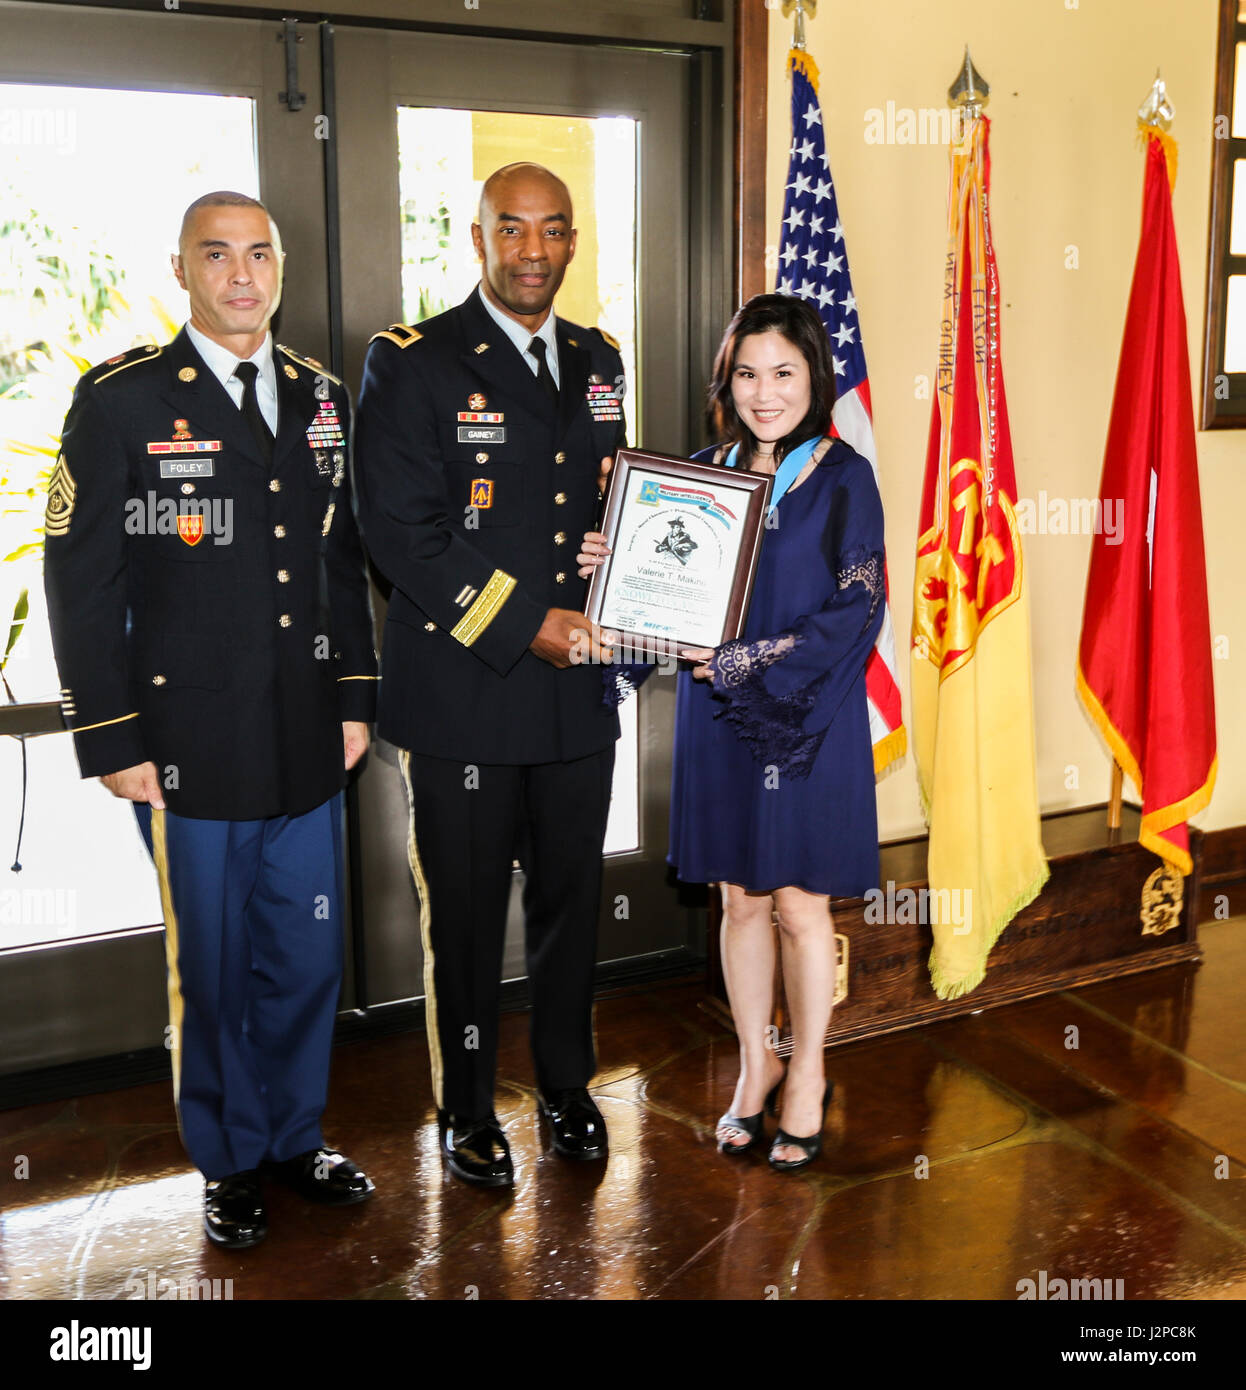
left=781, top=0, right=816, bottom=50
left=948, top=44, right=990, bottom=123
left=1107, top=761, right=1123, bottom=831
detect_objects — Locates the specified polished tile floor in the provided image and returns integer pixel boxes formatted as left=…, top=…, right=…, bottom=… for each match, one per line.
left=3, top=918, right=1245, bottom=1301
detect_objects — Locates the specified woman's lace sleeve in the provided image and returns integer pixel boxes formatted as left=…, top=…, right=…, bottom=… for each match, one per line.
left=602, top=662, right=653, bottom=708
left=707, top=632, right=828, bottom=780
left=704, top=544, right=886, bottom=780
left=836, top=546, right=884, bottom=636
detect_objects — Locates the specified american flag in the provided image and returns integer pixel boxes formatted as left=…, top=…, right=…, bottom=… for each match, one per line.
left=776, top=49, right=906, bottom=775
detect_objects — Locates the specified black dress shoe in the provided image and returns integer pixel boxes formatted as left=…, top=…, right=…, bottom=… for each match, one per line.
left=203, top=1170, right=266, bottom=1249
left=263, top=1148, right=375, bottom=1206
left=438, top=1112, right=513, bottom=1188
left=538, top=1088, right=608, bottom=1161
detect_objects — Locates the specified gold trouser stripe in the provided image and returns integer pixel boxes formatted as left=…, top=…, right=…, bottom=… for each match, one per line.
left=71, top=711, right=139, bottom=734
left=450, top=569, right=515, bottom=648
left=400, top=750, right=444, bottom=1110
left=150, top=809, right=187, bottom=1141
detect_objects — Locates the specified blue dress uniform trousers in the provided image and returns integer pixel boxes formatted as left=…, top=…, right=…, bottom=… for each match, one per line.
left=135, top=794, right=344, bottom=1181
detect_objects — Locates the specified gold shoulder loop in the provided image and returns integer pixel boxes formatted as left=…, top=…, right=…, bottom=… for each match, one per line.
left=596, top=328, right=621, bottom=353
left=368, top=323, right=423, bottom=349
left=276, top=343, right=343, bottom=385
left=92, top=344, right=162, bottom=384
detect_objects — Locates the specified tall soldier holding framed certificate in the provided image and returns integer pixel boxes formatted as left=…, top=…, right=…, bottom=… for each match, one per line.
left=354, top=163, right=624, bottom=1188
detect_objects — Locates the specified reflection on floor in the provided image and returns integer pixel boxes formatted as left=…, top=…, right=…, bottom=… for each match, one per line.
left=3, top=918, right=1245, bottom=1301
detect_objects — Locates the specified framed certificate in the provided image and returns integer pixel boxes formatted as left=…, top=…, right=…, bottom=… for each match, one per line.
left=584, top=448, right=773, bottom=658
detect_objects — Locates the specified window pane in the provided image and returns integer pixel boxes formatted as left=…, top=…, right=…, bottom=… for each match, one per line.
left=396, top=106, right=637, bottom=445
left=1233, top=160, right=1246, bottom=256
left=0, top=83, right=258, bottom=945
left=1226, top=275, right=1246, bottom=373
left=396, top=105, right=641, bottom=855
left=1236, top=42, right=1246, bottom=138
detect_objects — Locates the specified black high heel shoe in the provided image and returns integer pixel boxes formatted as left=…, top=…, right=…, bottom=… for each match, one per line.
left=716, top=1074, right=785, bottom=1156
left=767, top=1081, right=834, bottom=1171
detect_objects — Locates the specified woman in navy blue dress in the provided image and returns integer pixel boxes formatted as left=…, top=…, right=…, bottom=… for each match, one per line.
left=581, top=295, right=885, bottom=1170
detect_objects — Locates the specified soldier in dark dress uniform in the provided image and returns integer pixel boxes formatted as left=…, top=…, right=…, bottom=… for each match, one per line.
left=354, top=163, right=624, bottom=1187
left=43, top=193, right=378, bottom=1247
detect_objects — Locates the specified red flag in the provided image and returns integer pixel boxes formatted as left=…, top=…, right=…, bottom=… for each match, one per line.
left=1076, top=130, right=1216, bottom=876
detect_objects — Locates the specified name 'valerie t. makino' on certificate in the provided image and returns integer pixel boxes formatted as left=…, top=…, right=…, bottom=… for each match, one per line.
left=585, top=449, right=772, bottom=659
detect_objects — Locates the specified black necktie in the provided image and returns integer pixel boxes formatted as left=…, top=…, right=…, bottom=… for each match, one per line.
left=527, top=336, right=559, bottom=407
left=234, top=360, right=274, bottom=464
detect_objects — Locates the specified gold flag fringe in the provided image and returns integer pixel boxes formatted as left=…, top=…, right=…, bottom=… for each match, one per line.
left=928, top=861, right=1050, bottom=1000
left=1137, top=121, right=1177, bottom=190
left=789, top=48, right=820, bottom=91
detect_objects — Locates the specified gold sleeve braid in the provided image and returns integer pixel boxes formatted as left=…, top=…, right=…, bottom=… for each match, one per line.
left=450, top=569, right=516, bottom=647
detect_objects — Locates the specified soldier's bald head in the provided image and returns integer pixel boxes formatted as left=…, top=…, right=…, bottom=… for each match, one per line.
left=178, top=191, right=279, bottom=257
left=477, top=164, right=573, bottom=227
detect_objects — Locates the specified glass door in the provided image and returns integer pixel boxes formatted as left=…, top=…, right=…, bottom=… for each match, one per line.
left=333, top=27, right=700, bottom=1002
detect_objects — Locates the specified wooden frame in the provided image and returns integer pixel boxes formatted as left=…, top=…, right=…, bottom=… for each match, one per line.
left=735, top=0, right=769, bottom=304
left=584, top=448, right=772, bottom=657
left=1201, top=0, right=1246, bottom=428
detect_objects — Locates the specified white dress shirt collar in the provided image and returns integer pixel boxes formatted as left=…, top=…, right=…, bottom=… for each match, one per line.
left=476, top=284, right=560, bottom=388
left=185, top=323, right=279, bottom=433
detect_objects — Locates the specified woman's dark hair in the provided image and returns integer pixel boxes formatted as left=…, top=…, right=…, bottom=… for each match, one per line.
left=706, top=293, right=836, bottom=467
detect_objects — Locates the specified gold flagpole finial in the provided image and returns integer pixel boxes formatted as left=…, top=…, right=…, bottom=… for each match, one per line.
left=1137, top=70, right=1174, bottom=130
left=781, top=0, right=817, bottom=52
left=948, top=44, right=990, bottom=117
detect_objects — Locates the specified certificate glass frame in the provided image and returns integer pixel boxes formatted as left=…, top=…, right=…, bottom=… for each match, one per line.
left=583, top=448, right=773, bottom=658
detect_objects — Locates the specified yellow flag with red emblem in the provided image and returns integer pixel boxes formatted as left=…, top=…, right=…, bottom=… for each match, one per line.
left=911, top=115, right=1049, bottom=999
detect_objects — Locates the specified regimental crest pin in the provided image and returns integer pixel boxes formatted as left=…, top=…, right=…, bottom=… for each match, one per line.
left=470, top=478, right=494, bottom=509
left=177, top=513, right=205, bottom=547
left=173, top=418, right=192, bottom=441
left=468, top=392, right=487, bottom=411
